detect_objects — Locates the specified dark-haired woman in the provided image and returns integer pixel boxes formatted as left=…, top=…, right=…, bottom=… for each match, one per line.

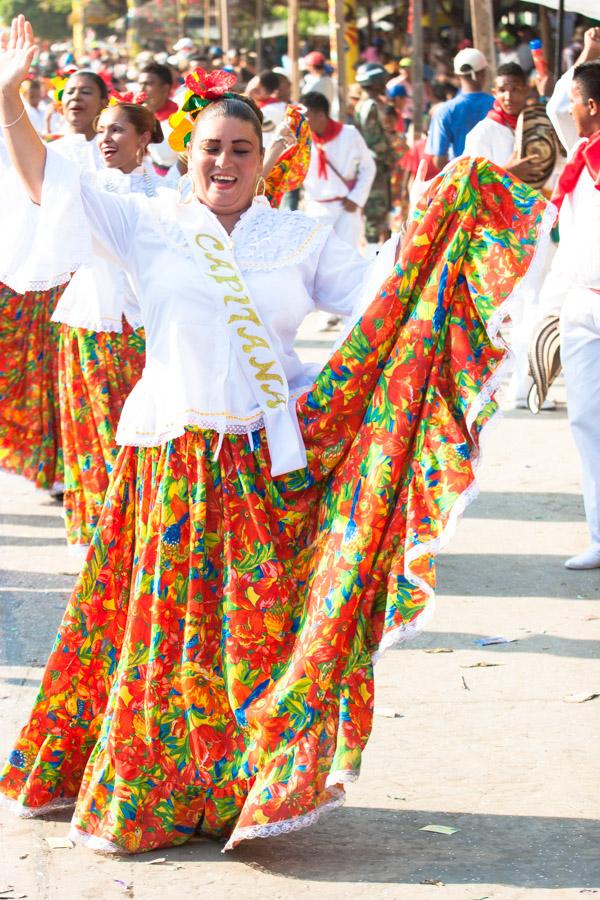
left=0, top=18, right=553, bottom=855
left=0, top=69, right=108, bottom=496
left=51, top=99, right=164, bottom=551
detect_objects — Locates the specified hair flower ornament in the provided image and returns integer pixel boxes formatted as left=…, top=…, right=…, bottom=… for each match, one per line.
left=109, top=90, right=148, bottom=106
left=168, top=67, right=238, bottom=152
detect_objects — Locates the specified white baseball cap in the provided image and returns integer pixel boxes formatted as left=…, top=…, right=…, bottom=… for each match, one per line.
left=173, top=37, right=194, bottom=52
left=453, top=48, right=488, bottom=77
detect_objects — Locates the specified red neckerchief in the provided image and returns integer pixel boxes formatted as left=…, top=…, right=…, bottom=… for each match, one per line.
left=312, top=118, right=344, bottom=179
left=256, top=98, right=280, bottom=109
left=487, top=100, right=518, bottom=131
left=552, top=130, right=600, bottom=211
left=155, top=98, right=178, bottom=121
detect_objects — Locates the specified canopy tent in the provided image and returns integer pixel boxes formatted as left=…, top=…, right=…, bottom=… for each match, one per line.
left=522, top=0, right=599, bottom=17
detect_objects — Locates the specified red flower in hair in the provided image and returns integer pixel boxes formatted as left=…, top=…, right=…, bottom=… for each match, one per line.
left=110, top=89, right=148, bottom=105
left=184, top=67, right=237, bottom=100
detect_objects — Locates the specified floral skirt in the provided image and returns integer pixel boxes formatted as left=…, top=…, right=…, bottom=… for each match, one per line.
left=0, top=284, right=63, bottom=489
left=59, top=322, right=145, bottom=549
left=0, top=160, right=551, bottom=853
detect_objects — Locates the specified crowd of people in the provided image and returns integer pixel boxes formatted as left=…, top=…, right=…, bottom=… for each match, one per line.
left=0, top=7, right=598, bottom=861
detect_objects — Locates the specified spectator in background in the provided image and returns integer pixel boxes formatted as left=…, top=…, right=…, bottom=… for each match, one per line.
left=386, top=81, right=408, bottom=133
left=302, top=91, right=376, bottom=248
left=20, top=78, right=46, bottom=133
left=246, top=69, right=287, bottom=147
left=273, top=67, right=291, bottom=104
left=515, top=25, right=535, bottom=74
left=346, top=83, right=363, bottom=124
left=562, top=24, right=585, bottom=71
left=426, top=48, right=493, bottom=173
left=355, top=63, right=394, bottom=244
left=138, top=62, right=178, bottom=174
left=301, top=51, right=335, bottom=107
left=496, top=26, right=521, bottom=68
left=386, top=57, right=413, bottom=131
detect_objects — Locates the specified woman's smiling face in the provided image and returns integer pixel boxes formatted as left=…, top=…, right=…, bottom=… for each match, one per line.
left=188, top=112, right=264, bottom=218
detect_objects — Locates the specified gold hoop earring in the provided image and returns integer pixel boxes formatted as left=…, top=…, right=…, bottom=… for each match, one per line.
left=178, top=172, right=195, bottom=204
left=254, top=175, right=266, bottom=197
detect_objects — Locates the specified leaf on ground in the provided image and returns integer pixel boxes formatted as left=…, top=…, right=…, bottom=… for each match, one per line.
left=424, top=648, right=454, bottom=654
left=45, top=836, right=73, bottom=850
left=420, top=879, right=445, bottom=886
left=374, top=707, right=402, bottom=718
left=146, top=857, right=169, bottom=865
left=563, top=692, right=599, bottom=704
left=461, top=662, right=502, bottom=668
left=419, top=824, right=459, bottom=835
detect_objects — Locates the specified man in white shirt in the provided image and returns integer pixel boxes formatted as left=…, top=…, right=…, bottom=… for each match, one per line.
left=464, top=63, right=542, bottom=178
left=464, top=62, right=549, bottom=411
left=302, top=90, right=376, bottom=249
left=545, top=27, right=600, bottom=569
left=137, top=62, right=179, bottom=174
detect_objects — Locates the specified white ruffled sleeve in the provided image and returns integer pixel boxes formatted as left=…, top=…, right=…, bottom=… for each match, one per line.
left=311, top=229, right=401, bottom=322
left=0, top=146, right=138, bottom=293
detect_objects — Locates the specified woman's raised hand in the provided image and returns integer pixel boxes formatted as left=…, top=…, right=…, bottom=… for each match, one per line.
left=0, top=15, right=38, bottom=97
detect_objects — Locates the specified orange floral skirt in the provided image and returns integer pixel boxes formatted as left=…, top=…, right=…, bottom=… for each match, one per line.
left=58, top=321, right=145, bottom=549
left=0, top=284, right=63, bottom=489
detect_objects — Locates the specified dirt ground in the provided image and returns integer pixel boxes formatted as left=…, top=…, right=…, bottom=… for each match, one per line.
left=0, top=322, right=598, bottom=900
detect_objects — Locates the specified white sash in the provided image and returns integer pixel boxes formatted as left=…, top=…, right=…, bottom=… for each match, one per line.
left=177, top=201, right=307, bottom=477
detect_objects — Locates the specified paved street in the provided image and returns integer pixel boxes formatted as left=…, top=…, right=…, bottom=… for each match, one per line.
left=0, top=316, right=599, bottom=900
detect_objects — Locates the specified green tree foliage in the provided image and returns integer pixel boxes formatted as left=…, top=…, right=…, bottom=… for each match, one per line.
left=0, top=0, right=73, bottom=41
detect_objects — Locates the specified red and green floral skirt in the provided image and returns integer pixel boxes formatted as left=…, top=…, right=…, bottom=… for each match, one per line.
left=0, top=160, right=552, bottom=853
left=0, top=284, right=63, bottom=489
left=58, top=321, right=145, bottom=550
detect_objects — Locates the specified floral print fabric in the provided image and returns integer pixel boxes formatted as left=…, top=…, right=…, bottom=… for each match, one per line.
left=0, top=160, right=550, bottom=853
left=59, top=322, right=145, bottom=549
left=0, top=284, right=63, bottom=489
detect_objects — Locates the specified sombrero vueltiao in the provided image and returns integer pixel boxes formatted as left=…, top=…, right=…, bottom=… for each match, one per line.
left=514, top=102, right=559, bottom=191
left=527, top=314, right=561, bottom=414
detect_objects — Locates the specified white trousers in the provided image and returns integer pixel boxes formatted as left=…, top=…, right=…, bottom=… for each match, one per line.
left=304, top=199, right=365, bottom=249
left=560, top=286, right=600, bottom=548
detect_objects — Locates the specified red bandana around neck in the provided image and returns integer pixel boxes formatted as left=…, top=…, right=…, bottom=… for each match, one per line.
left=155, top=98, right=179, bottom=121
left=312, top=118, right=344, bottom=179
left=487, top=99, right=518, bottom=131
left=552, top=130, right=600, bottom=211
left=257, top=98, right=281, bottom=109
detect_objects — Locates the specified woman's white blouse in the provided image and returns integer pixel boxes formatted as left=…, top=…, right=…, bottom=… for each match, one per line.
left=47, top=134, right=157, bottom=331
left=0, top=147, right=398, bottom=452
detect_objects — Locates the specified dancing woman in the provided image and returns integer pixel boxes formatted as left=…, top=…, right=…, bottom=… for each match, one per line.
left=52, top=98, right=159, bottom=551
left=0, top=17, right=553, bottom=853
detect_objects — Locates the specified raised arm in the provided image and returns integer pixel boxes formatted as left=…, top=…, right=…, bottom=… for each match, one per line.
left=0, top=15, right=46, bottom=203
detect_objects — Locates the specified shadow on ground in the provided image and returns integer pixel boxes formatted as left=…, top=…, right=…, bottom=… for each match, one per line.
left=463, top=491, right=585, bottom=522
left=40, top=805, right=595, bottom=889
left=0, top=512, right=64, bottom=528
left=437, top=554, right=600, bottom=599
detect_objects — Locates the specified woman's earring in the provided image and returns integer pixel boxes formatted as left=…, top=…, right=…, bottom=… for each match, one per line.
left=136, top=147, right=145, bottom=166
left=254, top=175, right=267, bottom=197
left=178, top=172, right=195, bottom=204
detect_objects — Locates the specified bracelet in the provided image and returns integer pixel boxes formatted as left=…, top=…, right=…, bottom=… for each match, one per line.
left=0, top=106, right=26, bottom=128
